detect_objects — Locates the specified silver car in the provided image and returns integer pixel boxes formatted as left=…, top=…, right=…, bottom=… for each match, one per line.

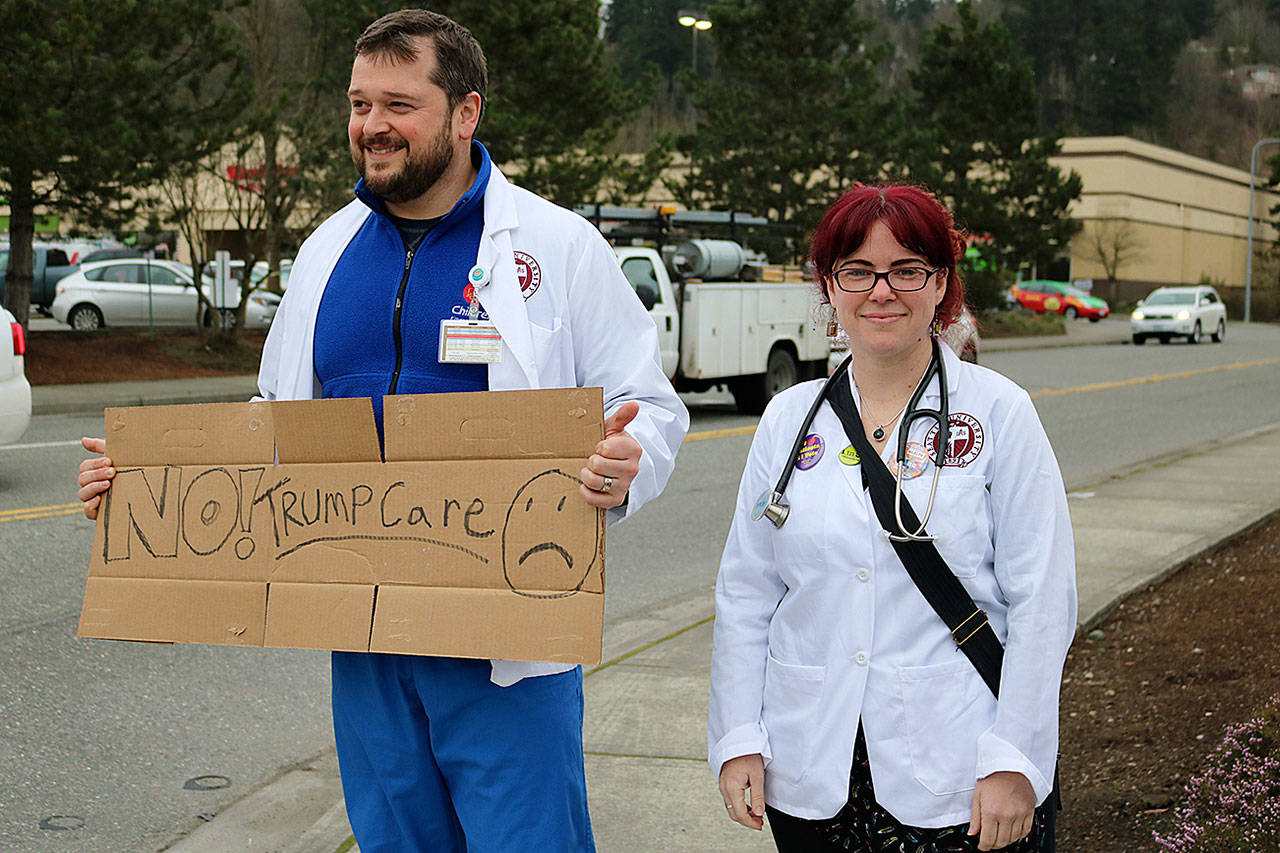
left=1130, top=286, right=1227, bottom=345
left=51, top=259, right=277, bottom=330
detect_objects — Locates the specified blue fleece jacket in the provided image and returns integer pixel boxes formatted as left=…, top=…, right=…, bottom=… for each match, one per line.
left=314, top=143, right=491, bottom=436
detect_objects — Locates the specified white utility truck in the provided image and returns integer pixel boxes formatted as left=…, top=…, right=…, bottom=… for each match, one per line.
left=578, top=205, right=830, bottom=413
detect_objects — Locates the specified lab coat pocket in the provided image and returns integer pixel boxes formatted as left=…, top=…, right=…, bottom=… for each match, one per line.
left=527, top=319, right=573, bottom=385
left=899, top=657, right=987, bottom=796
left=925, top=474, right=991, bottom=579
left=761, top=653, right=825, bottom=786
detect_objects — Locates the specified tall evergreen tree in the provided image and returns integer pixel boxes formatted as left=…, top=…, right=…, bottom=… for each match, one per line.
left=430, top=0, right=665, bottom=206
left=1005, top=0, right=1214, bottom=135
left=676, top=0, right=899, bottom=257
left=0, top=0, right=247, bottom=328
left=908, top=0, right=1081, bottom=304
left=606, top=0, right=696, bottom=82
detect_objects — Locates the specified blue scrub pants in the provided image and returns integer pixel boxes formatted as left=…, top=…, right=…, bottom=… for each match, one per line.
left=331, top=652, right=595, bottom=852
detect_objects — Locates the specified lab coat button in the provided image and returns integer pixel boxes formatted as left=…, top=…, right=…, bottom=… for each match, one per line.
left=856, top=568, right=870, bottom=582
left=855, top=651, right=868, bottom=666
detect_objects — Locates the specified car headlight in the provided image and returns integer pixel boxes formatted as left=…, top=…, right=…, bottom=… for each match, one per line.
left=1131, top=310, right=1144, bottom=320
left=1176, top=309, right=1190, bottom=320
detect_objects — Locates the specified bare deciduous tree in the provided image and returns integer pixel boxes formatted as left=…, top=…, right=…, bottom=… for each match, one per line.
left=1082, top=218, right=1146, bottom=302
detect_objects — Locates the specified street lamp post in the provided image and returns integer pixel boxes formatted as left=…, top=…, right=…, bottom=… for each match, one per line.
left=1245, top=137, right=1280, bottom=324
left=677, top=10, right=711, bottom=76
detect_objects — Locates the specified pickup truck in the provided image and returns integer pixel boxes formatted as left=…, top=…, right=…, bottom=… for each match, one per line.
left=0, top=243, right=79, bottom=311
left=614, top=241, right=829, bottom=413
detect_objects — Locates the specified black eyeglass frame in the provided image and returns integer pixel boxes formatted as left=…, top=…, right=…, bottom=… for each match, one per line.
left=830, top=266, right=943, bottom=293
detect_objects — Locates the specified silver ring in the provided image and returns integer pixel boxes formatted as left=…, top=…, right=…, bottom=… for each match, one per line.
left=600, top=476, right=613, bottom=494
left=724, top=802, right=733, bottom=810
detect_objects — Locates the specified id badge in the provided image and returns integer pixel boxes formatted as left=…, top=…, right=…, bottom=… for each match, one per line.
left=439, top=319, right=503, bottom=363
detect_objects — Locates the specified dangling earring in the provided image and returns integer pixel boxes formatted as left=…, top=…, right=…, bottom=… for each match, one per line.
left=826, top=305, right=840, bottom=337
left=930, top=313, right=942, bottom=337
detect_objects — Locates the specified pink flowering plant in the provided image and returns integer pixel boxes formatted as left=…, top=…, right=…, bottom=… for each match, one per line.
left=1153, top=694, right=1280, bottom=851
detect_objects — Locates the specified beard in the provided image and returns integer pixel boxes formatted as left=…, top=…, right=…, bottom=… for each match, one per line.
left=351, top=123, right=454, bottom=205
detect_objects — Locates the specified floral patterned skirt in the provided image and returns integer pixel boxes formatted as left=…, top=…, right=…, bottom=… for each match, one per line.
left=766, top=725, right=1054, bottom=852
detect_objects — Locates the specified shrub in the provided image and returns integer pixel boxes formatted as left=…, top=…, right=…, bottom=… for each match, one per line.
left=1153, top=694, right=1280, bottom=852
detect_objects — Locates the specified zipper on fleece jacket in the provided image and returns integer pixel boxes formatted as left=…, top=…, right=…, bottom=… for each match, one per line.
left=388, top=235, right=425, bottom=397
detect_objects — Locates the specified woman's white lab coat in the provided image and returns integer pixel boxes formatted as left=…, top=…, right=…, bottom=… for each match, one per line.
left=708, top=346, right=1076, bottom=827
left=256, top=163, right=689, bottom=687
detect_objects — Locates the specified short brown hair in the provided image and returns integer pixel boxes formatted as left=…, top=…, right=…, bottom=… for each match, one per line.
left=355, top=10, right=487, bottom=118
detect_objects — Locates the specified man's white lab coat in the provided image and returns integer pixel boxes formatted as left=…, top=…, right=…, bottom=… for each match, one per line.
left=257, top=164, right=689, bottom=687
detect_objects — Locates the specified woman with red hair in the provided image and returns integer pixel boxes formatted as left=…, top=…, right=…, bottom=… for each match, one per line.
left=709, top=184, right=1075, bottom=851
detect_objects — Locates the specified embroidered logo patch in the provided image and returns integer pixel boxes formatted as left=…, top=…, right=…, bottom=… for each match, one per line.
left=514, top=251, right=541, bottom=301
left=925, top=412, right=985, bottom=468
left=795, top=434, right=824, bottom=470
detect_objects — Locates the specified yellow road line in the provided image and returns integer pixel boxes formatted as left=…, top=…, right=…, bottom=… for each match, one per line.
left=4, top=359, right=1274, bottom=523
left=0, top=502, right=81, bottom=517
left=0, top=507, right=82, bottom=523
left=1028, top=358, right=1280, bottom=400
left=683, top=425, right=757, bottom=443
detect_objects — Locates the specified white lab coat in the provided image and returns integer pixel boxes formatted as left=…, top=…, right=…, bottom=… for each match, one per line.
left=708, top=345, right=1076, bottom=826
left=257, top=164, right=689, bottom=686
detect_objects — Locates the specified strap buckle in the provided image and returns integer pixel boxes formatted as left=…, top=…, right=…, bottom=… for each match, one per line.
left=951, top=609, right=989, bottom=646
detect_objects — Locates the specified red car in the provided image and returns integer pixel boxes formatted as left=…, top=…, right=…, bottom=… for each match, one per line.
left=1010, top=280, right=1110, bottom=321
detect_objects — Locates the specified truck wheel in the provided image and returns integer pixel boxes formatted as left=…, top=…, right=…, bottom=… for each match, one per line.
left=730, top=350, right=797, bottom=414
left=1211, top=319, right=1225, bottom=343
left=1188, top=321, right=1201, bottom=345
left=68, top=304, right=104, bottom=330
left=752, top=348, right=799, bottom=413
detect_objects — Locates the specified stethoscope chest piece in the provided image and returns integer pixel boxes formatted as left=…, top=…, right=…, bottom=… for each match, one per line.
left=753, top=489, right=790, bottom=528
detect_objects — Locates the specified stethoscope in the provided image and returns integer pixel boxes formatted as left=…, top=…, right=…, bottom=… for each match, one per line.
left=752, top=337, right=950, bottom=542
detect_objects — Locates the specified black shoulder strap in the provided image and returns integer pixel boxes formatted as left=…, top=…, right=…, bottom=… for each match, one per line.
left=826, top=368, right=1005, bottom=698
left=828, top=368, right=1062, bottom=821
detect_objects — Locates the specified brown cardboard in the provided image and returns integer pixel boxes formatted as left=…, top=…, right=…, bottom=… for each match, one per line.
left=78, top=389, right=606, bottom=664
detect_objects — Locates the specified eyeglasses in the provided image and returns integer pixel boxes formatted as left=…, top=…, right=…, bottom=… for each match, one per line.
left=831, top=266, right=941, bottom=293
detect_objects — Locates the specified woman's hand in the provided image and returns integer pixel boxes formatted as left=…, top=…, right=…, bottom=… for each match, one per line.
left=968, top=771, right=1036, bottom=850
left=78, top=437, right=115, bottom=520
left=718, top=753, right=766, bottom=830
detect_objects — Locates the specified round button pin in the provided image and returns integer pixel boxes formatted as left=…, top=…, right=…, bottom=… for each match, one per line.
left=468, top=265, right=490, bottom=286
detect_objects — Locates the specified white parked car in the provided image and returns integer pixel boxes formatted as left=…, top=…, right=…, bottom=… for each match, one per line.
left=1130, top=285, right=1227, bottom=345
left=1, top=306, right=32, bottom=444
left=50, top=259, right=278, bottom=331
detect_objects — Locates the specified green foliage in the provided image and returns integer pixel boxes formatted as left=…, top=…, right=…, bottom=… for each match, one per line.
left=0, top=0, right=248, bottom=326
left=1004, top=0, right=1215, bottom=135
left=675, top=0, right=897, bottom=259
left=433, top=0, right=667, bottom=206
left=907, top=1, right=1081, bottom=276
left=606, top=0, right=697, bottom=81
left=977, top=309, right=1066, bottom=338
left=0, top=0, right=247, bottom=225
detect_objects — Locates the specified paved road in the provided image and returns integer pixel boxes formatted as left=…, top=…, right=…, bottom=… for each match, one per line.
left=3, top=320, right=1280, bottom=850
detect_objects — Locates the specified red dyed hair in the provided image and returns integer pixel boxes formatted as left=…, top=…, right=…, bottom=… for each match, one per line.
left=809, top=183, right=966, bottom=329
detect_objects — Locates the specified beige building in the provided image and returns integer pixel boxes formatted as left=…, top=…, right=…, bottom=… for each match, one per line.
left=1053, top=136, right=1280, bottom=315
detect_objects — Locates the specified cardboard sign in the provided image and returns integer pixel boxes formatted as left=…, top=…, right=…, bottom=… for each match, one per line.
left=77, top=388, right=606, bottom=664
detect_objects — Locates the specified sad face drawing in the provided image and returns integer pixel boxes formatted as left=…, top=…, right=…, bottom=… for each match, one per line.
left=501, top=469, right=601, bottom=598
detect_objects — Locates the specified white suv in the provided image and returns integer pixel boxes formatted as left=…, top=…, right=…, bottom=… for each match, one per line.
left=1130, top=286, right=1227, bottom=345
left=1, top=307, right=32, bottom=444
